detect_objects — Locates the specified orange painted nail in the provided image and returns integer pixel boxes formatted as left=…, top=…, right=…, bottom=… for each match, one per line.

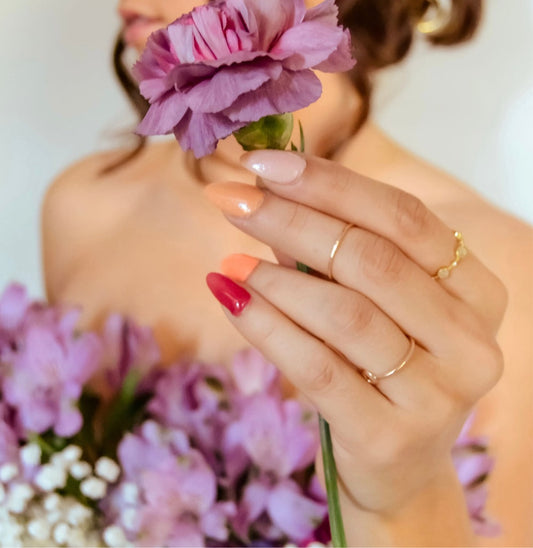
left=203, top=182, right=264, bottom=217
left=221, top=254, right=260, bottom=282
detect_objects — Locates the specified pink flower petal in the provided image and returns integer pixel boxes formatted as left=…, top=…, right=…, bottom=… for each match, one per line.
left=136, top=92, right=189, bottom=135
left=0, top=283, right=29, bottom=331
left=185, top=61, right=283, bottom=113
left=173, top=111, right=245, bottom=157
left=267, top=479, right=327, bottom=542
left=271, top=21, right=344, bottom=70
left=224, top=69, right=322, bottom=122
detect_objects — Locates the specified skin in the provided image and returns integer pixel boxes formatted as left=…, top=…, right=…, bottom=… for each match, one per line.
left=40, top=0, right=533, bottom=545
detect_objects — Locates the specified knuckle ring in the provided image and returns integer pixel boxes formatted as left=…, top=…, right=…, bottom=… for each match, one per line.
left=328, top=223, right=354, bottom=281
left=361, top=336, right=416, bottom=385
left=432, top=230, right=468, bottom=280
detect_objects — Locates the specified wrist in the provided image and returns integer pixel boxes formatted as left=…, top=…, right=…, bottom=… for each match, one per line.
left=340, top=459, right=477, bottom=546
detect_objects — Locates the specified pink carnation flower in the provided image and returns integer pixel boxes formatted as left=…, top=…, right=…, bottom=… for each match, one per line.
left=133, top=0, right=355, bottom=157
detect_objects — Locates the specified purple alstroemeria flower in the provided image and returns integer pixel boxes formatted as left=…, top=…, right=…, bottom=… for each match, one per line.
left=0, top=411, right=19, bottom=465
left=100, top=313, right=161, bottom=396
left=227, top=393, right=325, bottom=542
left=133, top=0, right=355, bottom=157
left=2, top=323, right=102, bottom=437
left=111, top=420, right=235, bottom=546
left=148, top=362, right=234, bottom=464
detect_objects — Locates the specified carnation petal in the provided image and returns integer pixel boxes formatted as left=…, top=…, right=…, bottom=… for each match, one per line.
left=174, top=111, right=245, bottom=157
left=314, top=29, right=356, bottom=73
left=136, top=93, right=189, bottom=136
left=224, top=69, right=322, bottom=123
left=303, top=0, right=339, bottom=25
left=271, top=21, right=344, bottom=70
left=186, top=61, right=283, bottom=113
left=245, top=0, right=307, bottom=50
left=267, top=479, right=327, bottom=542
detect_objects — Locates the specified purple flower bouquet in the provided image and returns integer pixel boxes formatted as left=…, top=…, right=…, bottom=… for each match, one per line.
left=0, top=282, right=499, bottom=546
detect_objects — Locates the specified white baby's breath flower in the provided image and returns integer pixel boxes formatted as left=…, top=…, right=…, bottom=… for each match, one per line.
left=120, top=507, right=137, bottom=531
left=27, top=517, right=51, bottom=541
left=53, top=521, right=71, bottom=545
left=7, top=483, right=34, bottom=513
left=103, top=525, right=128, bottom=547
left=35, top=464, right=67, bottom=491
left=20, top=443, right=42, bottom=467
left=67, top=526, right=86, bottom=546
left=44, top=493, right=61, bottom=512
left=0, top=462, right=19, bottom=483
left=46, top=509, right=62, bottom=525
left=61, top=445, right=83, bottom=464
left=120, top=482, right=139, bottom=505
left=95, top=457, right=121, bottom=483
left=69, top=461, right=92, bottom=480
left=67, top=503, right=92, bottom=527
left=80, top=476, right=107, bottom=500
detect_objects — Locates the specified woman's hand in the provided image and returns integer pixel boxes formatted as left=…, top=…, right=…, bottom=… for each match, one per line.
left=203, top=150, right=507, bottom=534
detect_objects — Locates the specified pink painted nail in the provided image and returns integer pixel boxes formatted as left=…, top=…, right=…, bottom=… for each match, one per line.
left=206, top=272, right=251, bottom=316
left=240, top=150, right=307, bottom=184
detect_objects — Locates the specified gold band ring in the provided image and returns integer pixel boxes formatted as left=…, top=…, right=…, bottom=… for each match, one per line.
left=432, top=231, right=468, bottom=280
left=361, top=336, right=416, bottom=385
left=328, top=223, right=354, bottom=280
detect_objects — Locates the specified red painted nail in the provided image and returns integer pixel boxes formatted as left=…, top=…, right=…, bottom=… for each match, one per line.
left=206, top=272, right=251, bottom=316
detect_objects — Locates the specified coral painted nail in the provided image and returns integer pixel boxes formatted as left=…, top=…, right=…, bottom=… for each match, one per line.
left=221, top=254, right=260, bottom=282
left=206, top=273, right=251, bottom=316
left=203, top=182, right=264, bottom=217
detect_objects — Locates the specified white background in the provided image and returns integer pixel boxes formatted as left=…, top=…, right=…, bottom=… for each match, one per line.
left=0, top=0, right=532, bottom=298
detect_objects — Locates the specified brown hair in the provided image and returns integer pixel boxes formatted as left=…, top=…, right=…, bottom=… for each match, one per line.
left=103, top=0, right=482, bottom=173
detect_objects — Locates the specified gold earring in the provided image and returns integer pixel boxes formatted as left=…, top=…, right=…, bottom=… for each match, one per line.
left=417, top=0, right=452, bottom=35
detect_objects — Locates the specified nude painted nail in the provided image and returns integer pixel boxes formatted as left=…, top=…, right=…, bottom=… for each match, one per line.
left=203, top=182, right=265, bottom=217
left=240, top=150, right=307, bottom=184
left=206, top=272, right=251, bottom=316
left=221, top=254, right=260, bottom=282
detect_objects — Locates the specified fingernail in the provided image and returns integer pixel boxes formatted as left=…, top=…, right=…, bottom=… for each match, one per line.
left=221, top=254, right=260, bottom=282
left=240, top=150, right=306, bottom=184
left=204, top=182, right=265, bottom=217
left=206, top=272, right=251, bottom=316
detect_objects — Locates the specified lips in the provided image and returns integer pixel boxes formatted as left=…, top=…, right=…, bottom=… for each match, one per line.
left=120, top=10, right=164, bottom=46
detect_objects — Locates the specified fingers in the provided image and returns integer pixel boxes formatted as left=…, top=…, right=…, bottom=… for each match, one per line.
left=205, top=272, right=392, bottom=443
left=205, top=183, right=472, bottom=358
left=223, top=258, right=441, bottom=410
left=240, top=150, right=505, bottom=332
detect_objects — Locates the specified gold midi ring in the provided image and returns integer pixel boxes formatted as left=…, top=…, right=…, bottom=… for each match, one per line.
left=432, top=231, right=468, bottom=281
left=328, top=223, right=354, bottom=280
left=361, top=336, right=416, bottom=385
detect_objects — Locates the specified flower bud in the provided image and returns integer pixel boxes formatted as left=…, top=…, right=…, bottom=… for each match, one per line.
left=95, top=457, right=121, bottom=483
left=80, top=476, right=107, bottom=500
left=234, top=113, right=294, bottom=152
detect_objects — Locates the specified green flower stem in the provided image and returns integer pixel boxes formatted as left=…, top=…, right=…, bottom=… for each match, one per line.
left=297, top=261, right=346, bottom=547
left=319, top=415, right=347, bottom=548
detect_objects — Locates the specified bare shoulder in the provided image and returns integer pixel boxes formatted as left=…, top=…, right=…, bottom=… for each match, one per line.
left=41, top=147, right=142, bottom=301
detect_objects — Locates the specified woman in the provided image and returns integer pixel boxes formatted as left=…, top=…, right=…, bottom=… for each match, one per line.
left=41, top=0, right=533, bottom=545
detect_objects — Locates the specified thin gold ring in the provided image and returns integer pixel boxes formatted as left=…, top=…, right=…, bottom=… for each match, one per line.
left=432, top=231, right=468, bottom=281
left=328, top=223, right=354, bottom=280
left=361, top=336, right=416, bottom=385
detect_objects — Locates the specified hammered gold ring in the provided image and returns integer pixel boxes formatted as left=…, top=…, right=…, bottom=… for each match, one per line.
left=361, top=336, right=416, bottom=385
left=432, top=231, right=468, bottom=281
left=328, top=223, right=354, bottom=281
